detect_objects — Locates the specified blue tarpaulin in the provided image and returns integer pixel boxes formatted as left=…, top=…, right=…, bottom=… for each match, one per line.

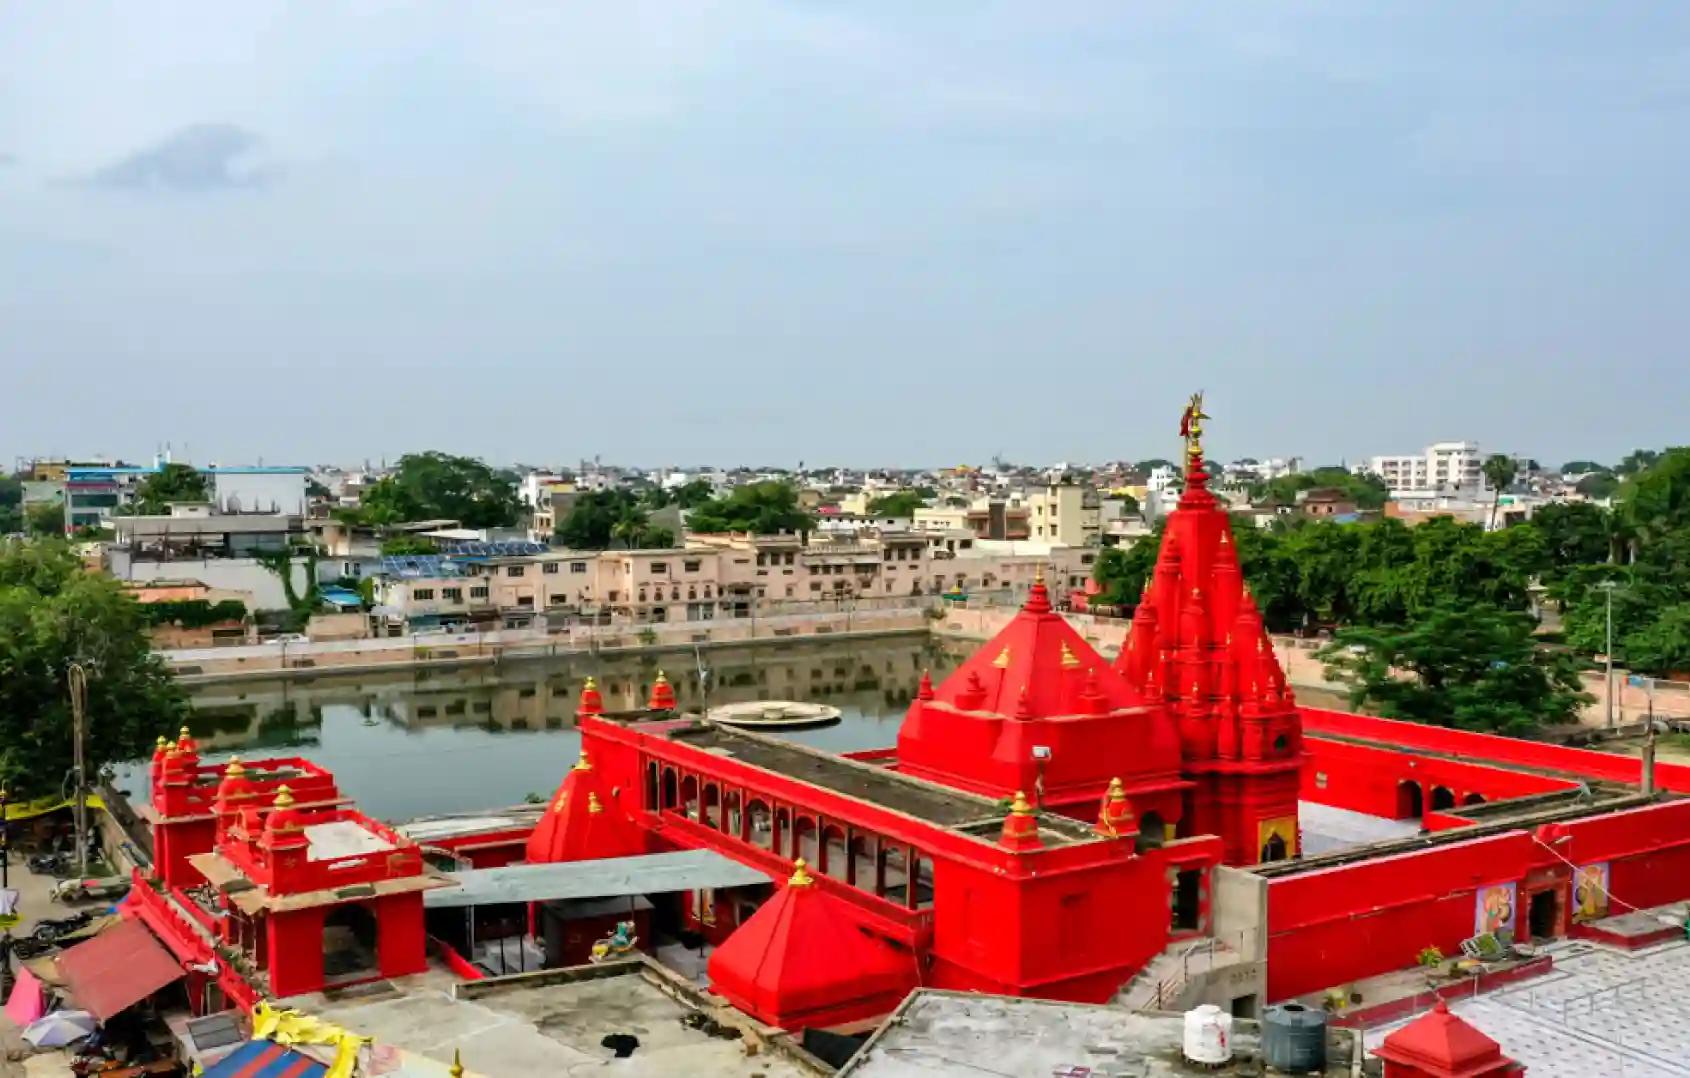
left=203, top=1040, right=328, bottom=1077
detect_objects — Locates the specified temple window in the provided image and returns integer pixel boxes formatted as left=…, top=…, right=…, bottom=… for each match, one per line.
left=680, top=775, right=700, bottom=820
left=724, top=791, right=742, bottom=837
left=747, top=800, right=772, bottom=849
left=701, top=783, right=719, bottom=828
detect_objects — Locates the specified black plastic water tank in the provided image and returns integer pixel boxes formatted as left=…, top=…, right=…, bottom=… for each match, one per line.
left=1261, top=1002, right=1327, bottom=1073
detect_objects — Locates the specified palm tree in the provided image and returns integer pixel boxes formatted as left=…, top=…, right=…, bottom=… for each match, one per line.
left=611, top=508, right=649, bottom=550
left=1482, top=454, right=1519, bottom=530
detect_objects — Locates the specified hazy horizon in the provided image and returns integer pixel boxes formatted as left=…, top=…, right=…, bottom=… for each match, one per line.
left=3, top=5, right=1686, bottom=469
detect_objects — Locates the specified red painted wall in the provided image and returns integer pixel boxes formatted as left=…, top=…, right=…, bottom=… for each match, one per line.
left=1266, top=800, right=1690, bottom=1002
left=1301, top=737, right=1574, bottom=819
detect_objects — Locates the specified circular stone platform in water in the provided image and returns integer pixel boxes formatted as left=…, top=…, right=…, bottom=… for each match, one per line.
left=706, top=700, right=843, bottom=730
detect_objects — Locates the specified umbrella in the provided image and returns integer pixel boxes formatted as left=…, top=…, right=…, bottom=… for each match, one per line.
left=22, top=1009, right=97, bottom=1048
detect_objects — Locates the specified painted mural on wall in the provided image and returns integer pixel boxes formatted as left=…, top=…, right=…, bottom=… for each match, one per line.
left=1475, top=881, right=1517, bottom=939
left=1257, top=816, right=1298, bottom=862
left=1572, top=862, right=1611, bottom=923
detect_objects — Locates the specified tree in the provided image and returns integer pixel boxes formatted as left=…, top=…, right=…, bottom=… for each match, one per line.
left=1616, top=449, right=1662, bottom=476
left=1560, top=460, right=1607, bottom=476
left=1115, top=493, right=1142, bottom=518
left=867, top=491, right=926, bottom=517
left=1251, top=467, right=1388, bottom=511
left=1319, top=601, right=1589, bottom=735
left=556, top=491, right=636, bottom=550
left=125, top=463, right=209, bottom=515
left=378, top=535, right=438, bottom=556
left=686, top=482, right=813, bottom=535
left=0, top=475, right=21, bottom=534
left=1090, top=522, right=1165, bottom=608
left=1529, top=502, right=1612, bottom=585
left=25, top=501, right=65, bottom=536
left=357, top=452, right=520, bottom=528
left=1575, top=473, right=1620, bottom=500
left=0, top=540, right=187, bottom=797
left=669, top=479, right=716, bottom=509
left=1482, top=454, right=1519, bottom=529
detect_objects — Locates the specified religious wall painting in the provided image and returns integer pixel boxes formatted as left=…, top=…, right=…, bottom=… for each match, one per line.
left=1256, top=816, right=1297, bottom=863
left=1475, top=881, right=1517, bottom=939
left=1572, top=862, right=1610, bottom=924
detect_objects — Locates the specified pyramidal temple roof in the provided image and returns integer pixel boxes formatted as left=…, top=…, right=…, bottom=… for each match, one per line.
left=930, top=574, right=1152, bottom=719
left=706, top=860, right=917, bottom=1030
left=525, top=750, right=644, bottom=864
left=1373, top=1000, right=1523, bottom=1076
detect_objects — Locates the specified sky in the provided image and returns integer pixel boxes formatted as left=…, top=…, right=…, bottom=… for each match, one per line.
left=2, top=4, right=1687, bottom=471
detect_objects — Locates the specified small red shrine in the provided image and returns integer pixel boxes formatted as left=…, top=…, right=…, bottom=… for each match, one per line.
left=1373, top=1000, right=1526, bottom=1077
left=132, top=730, right=448, bottom=1005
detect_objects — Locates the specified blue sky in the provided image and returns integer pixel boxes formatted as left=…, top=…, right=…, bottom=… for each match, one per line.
left=1, top=4, right=1685, bottom=469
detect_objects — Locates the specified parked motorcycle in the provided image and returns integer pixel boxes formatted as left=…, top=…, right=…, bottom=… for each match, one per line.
left=31, top=909, right=96, bottom=943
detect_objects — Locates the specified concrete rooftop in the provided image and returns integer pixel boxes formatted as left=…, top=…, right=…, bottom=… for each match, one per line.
left=292, top=962, right=822, bottom=1078
left=840, top=990, right=1361, bottom=1076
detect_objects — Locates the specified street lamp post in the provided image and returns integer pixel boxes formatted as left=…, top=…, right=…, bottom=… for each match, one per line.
left=1, top=784, right=12, bottom=998
left=1600, top=580, right=1619, bottom=729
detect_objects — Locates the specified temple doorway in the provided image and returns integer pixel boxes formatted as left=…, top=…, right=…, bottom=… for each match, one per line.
left=1430, top=786, right=1456, bottom=811
left=323, top=903, right=380, bottom=983
left=1172, top=869, right=1202, bottom=933
left=1527, top=889, right=1560, bottom=940
left=1260, top=832, right=1288, bottom=863
left=1397, top=781, right=1423, bottom=819
left=1136, top=812, right=1166, bottom=854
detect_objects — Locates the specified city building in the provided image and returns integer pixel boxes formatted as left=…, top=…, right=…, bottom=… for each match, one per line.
left=1366, top=441, right=1484, bottom=496
left=107, top=505, right=311, bottom=612
left=125, top=579, right=257, bottom=649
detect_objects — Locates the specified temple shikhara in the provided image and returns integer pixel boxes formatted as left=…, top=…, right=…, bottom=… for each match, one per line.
left=103, top=398, right=1690, bottom=1074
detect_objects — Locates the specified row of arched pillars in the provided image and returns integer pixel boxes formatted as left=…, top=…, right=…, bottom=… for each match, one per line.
left=645, top=760, right=934, bottom=911
left=1397, top=780, right=1487, bottom=819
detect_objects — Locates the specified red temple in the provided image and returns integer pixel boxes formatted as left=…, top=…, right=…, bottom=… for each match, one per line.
left=108, top=397, right=1690, bottom=1072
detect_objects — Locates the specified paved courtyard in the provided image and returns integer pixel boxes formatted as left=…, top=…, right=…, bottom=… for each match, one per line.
left=1365, top=938, right=1690, bottom=1077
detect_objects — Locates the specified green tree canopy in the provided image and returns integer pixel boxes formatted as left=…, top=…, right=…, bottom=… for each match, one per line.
left=866, top=491, right=926, bottom=517
left=556, top=491, right=671, bottom=549
left=1482, top=453, right=1519, bottom=529
left=125, top=463, right=209, bottom=515
left=1318, top=601, right=1589, bottom=735
left=1560, top=460, right=1608, bottom=476
left=25, top=501, right=65, bottom=536
left=0, top=540, right=187, bottom=796
left=1616, top=449, right=1662, bottom=476
left=1251, top=467, right=1389, bottom=511
left=357, top=452, right=521, bottom=528
left=379, top=535, right=438, bottom=556
left=686, top=482, right=814, bottom=535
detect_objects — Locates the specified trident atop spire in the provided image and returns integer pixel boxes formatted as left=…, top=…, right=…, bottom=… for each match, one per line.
left=1179, top=391, right=1209, bottom=466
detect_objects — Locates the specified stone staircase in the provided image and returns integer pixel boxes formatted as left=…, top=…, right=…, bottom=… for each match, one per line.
left=1112, top=936, right=1246, bottom=1012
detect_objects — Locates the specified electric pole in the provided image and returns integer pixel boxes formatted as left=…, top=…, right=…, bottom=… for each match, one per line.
left=1600, top=580, right=1618, bottom=729
left=68, top=663, right=90, bottom=879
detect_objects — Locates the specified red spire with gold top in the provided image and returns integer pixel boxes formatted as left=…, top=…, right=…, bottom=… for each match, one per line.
left=525, top=749, right=645, bottom=863
left=998, top=790, right=1042, bottom=851
left=1111, top=394, right=1303, bottom=865
left=577, top=677, right=604, bottom=718
left=646, top=671, right=677, bottom=711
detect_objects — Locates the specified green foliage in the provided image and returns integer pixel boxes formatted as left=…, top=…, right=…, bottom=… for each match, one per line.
left=1575, top=473, right=1619, bottom=500
left=1251, top=467, right=1389, bottom=511
left=1616, top=449, right=1662, bottom=476
left=685, top=481, right=814, bottom=535
left=1417, top=946, right=1445, bottom=968
left=252, top=547, right=320, bottom=618
left=0, top=540, right=187, bottom=797
left=1482, top=454, right=1519, bottom=529
left=379, top=535, right=439, bottom=556
left=124, top=463, right=209, bottom=514
left=25, top=501, right=65, bottom=536
left=867, top=491, right=926, bottom=517
left=641, top=479, right=714, bottom=510
left=1560, top=460, right=1608, bottom=476
left=137, top=598, right=248, bottom=628
left=1319, top=601, right=1589, bottom=735
left=355, top=452, right=520, bottom=528
left=0, top=476, right=20, bottom=533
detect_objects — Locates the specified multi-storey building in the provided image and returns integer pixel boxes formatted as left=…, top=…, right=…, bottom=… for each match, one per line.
left=1366, top=441, right=1484, bottom=496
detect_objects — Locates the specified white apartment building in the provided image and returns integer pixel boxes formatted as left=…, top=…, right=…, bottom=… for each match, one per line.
left=1366, top=441, right=1484, bottom=496
left=1025, top=483, right=1100, bottom=546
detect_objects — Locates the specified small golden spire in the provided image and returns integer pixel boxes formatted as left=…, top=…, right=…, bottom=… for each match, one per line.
left=450, top=1049, right=464, bottom=1078
left=653, top=670, right=669, bottom=685
left=583, top=675, right=597, bottom=690
left=1009, top=790, right=1034, bottom=816
left=272, top=785, right=295, bottom=809
left=788, top=858, right=815, bottom=887
left=992, top=647, right=1012, bottom=668
left=156, top=736, right=169, bottom=751
left=224, top=756, right=246, bottom=778
left=1059, top=642, right=1080, bottom=668
left=1107, top=776, right=1126, bottom=800
left=573, top=750, right=592, bottom=772
left=1034, top=563, right=1046, bottom=586
left=587, top=791, right=604, bottom=815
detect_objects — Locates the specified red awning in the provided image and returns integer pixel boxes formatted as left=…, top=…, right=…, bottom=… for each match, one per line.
left=56, top=917, right=184, bottom=1022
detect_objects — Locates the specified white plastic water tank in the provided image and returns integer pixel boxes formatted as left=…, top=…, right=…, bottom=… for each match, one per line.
left=1182, top=1003, right=1234, bottom=1066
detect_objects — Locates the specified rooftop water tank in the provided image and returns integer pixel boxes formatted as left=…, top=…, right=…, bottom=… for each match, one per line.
left=1182, top=1003, right=1234, bottom=1066
left=1262, top=1002, right=1327, bottom=1073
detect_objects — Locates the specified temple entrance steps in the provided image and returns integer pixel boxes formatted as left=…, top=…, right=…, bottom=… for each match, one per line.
left=1112, top=935, right=1248, bottom=1012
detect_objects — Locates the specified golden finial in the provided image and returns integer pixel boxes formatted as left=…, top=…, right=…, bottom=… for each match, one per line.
left=587, top=792, right=604, bottom=815
left=1009, top=790, right=1034, bottom=816
left=450, top=1049, right=464, bottom=1078
left=180, top=725, right=192, bottom=739
left=653, top=670, right=669, bottom=685
left=1220, top=531, right=1229, bottom=545
left=1059, top=642, right=1080, bottom=669
left=789, top=858, right=815, bottom=887
left=1034, top=563, right=1046, bottom=586
left=156, top=736, right=169, bottom=751
left=1106, top=776, right=1126, bottom=800
left=272, top=785, right=295, bottom=809
left=992, top=647, right=1012, bottom=669
left=573, top=750, right=592, bottom=772
left=583, top=675, right=597, bottom=690
left=224, top=756, right=246, bottom=778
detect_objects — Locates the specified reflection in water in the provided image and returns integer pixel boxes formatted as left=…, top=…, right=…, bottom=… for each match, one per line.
left=118, top=637, right=969, bottom=822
